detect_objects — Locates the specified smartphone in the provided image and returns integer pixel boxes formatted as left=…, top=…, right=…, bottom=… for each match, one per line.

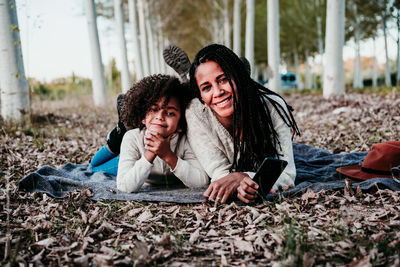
left=252, top=157, right=288, bottom=197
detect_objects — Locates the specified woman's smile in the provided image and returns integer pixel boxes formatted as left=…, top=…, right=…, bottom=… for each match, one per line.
left=214, top=95, right=232, bottom=108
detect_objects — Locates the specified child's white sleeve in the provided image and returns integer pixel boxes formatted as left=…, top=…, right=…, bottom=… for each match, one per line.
left=170, top=136, right=209, bottom=188
left=116, top=130, right=152, bottom=193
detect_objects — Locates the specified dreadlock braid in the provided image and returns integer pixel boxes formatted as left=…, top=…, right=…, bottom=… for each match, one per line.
left=189, top=44, right=300, bottom=173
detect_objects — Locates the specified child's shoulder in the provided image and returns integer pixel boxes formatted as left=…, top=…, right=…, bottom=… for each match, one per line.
left=123, top=128, right=145, bottom=141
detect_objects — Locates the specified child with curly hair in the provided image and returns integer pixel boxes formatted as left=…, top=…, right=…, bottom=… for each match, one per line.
left=91, top=74, right=209, bottom=193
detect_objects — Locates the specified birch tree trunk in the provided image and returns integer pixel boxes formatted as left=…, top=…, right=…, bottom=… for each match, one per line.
left=305, top=50, right=312, bottom=89
left=245, top=0, right=254, bottom=78
left=382, top=16, right=391, bottom=86
left=114, top=0, right=131, bottom=93
left=353, top=28, right=363, bottom=88
left=233, top=0, right=242, bottom=56
left=128, top=0, right=143, bottom=80
left=372, top=37, right=378, bottom=88
left=294, top=51, right=304, bottom=89
left=154, top=24, right=161, bottom=74
left=137, top=0, right=149, bottom=76
left=317, top=15, right=324, bottom=87
left=323, top=0, right=345, bottom=98
left=86, top=0, right=107, bottom=106
left=0, top=0, right=30, bottom=122
left=397, top=11, right=400, bottom=85
left=267, top=0, right=280, bottom=92
left=146, top=19, right=155, bottom=74
left=352, top=3, right=363, bottom=89
left=223, top=0, right=231, bottom=48
left=159, top=33, right=166, bottom=73
left=144, top=1, right=155, bottom=74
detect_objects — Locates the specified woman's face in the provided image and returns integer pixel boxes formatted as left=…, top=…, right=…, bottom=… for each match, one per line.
left=195, top=61, right=235, bottom=120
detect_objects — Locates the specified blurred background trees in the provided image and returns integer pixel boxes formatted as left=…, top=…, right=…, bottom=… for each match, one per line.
left=2, top=0, right=400, bottom=122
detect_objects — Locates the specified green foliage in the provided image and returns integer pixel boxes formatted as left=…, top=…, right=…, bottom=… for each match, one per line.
left=29, top=74, right=92, bottom=100
left=281, top=216, right=310, bottom=265
left=105, top=58, right=122, bottom=94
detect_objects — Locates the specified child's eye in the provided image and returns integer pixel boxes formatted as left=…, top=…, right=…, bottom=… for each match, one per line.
left=167, top=112, right=176, bottom=116
left=150, top=107, right=158, bottom=112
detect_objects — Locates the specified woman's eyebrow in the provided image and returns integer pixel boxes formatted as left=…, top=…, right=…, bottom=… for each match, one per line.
left=199, top=80, right=210, bottom=87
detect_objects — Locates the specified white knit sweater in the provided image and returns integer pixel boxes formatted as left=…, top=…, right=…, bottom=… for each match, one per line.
left=185, top=95, right=296, bottom=191
left=117, top=128, right=209, bottom=193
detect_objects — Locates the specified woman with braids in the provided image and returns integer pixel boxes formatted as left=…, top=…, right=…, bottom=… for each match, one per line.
left=181, top=44, right=300, bottom=204
left=91, top=74, right=208, bottom=193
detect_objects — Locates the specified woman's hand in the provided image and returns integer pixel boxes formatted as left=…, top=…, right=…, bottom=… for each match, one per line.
left=204, top=172, right=248, bottom=204
left=237, top=177, right=259, bottom=204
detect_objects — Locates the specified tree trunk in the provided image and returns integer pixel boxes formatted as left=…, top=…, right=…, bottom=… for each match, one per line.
left=254, top=65, right=259, bottom=81
left=159, top=33, right=166, bottom=73
left=323, top=0, right=345, bottom=98
left=223, top=0, right=231, bottom=48
left=245, top=0, right=255, bottom=78
left=305, top=50, right=312, bottom=89
left=144, top=1, right=155, bottom=75
left=114, top=0, right=131, bottom=93
left=137, top=0, right=149, bottom=76
left=233, top=0, right=242, bottom=56
left=372, top=37, right=378, bottom=88
left=128, top=0, right=143, bottom=81
left=86, top=0, right=107, bottom=106
left=294, top=51, right=303, bottom=89
left=154, top=24, right=161, bottom=74
left=382, top=16, right=391, bottom=86
left=317, top=15, right=324, bottom=88
left=397, top=10, right=400, bottom=85
left=352, top=3, right=363, bottom=89
left=353, top=28, right=363, bottom=88
left=267, top=0, right=280, bottom=92
left=0, top=0, right=30, bottom=122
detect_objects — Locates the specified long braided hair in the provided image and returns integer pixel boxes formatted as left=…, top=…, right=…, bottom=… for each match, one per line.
left=189, top=44, right=300, bottom=172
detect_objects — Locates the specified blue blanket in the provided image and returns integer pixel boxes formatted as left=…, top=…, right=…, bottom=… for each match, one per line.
left=19, top=143, right=400, bottom=203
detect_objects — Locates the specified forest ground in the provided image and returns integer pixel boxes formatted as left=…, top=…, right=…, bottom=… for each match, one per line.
left=1, top=89, right=400, bottom=266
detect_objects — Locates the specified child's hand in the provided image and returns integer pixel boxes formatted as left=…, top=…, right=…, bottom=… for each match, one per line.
left=144, top=130, right=172, bottom=158
left=144, top=130, right=178, bottom=169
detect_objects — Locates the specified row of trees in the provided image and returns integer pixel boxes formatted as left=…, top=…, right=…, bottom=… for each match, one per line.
left=89, top=0, right=399, bottom=101
left=1, top=0, right=400, bottom=123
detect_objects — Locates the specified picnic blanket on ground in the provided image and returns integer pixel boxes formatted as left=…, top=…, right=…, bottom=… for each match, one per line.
left=19, top=143, right=400, bottom=203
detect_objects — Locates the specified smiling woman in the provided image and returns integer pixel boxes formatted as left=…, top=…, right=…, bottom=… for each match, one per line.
left=186, top=44, right=300, bottom=204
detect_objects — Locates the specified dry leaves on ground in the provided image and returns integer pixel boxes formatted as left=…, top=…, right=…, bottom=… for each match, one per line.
left=1, top=92, right=399, bottom=266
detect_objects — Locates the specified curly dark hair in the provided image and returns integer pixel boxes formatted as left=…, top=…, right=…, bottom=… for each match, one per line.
left=121, top=74, right=190, bottom=133
left=189, top=44, right=300, bottom=172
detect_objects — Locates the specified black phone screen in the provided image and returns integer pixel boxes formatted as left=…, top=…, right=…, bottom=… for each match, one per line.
left=252, top=157, right=288, bottom=197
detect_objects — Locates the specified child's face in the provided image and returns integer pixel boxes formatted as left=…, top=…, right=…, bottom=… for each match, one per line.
left=143, top=96, right=181, bottom=137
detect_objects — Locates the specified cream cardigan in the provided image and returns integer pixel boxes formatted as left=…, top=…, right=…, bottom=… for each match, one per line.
left=117, top=128, right=209, bottom=193
left=185, top=95, right=296, bottom=191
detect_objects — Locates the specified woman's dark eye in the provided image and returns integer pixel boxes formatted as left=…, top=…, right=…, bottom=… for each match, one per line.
left=218, top=77, right=229, bottom=83
left=201, top=85, right=211, bottom=92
